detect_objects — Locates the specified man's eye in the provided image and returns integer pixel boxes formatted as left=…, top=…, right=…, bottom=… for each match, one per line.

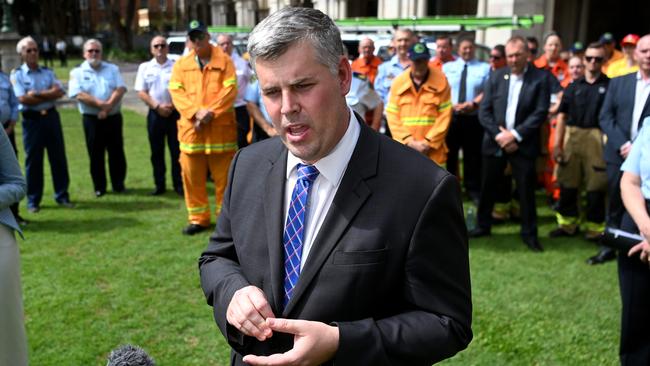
left=263, top=89, right=279, bottom=96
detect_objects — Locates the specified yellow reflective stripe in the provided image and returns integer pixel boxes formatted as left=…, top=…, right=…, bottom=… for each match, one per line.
left=169, top=81, right=184, bottom=90
left=386, top=103, right=399, bottom=113
left=582, top=221, right=605, bottom=232
left=402, top=116, right=436, bottom=126
left=438, top=101, right=452, bottom=111
left=555, top=212, right=579, bottom=226
left=179, top=142, right=238, bottom=153
left=223, top=77, right=236, bottom=87
left=187, top=205, right=209, bottom=214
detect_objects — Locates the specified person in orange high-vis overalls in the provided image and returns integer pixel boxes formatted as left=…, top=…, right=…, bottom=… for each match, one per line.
left=386, top=42, right=452, bottom=165
left=169, top=21, right=237, bottom=235
left=535, top=32, right=568, bottom=204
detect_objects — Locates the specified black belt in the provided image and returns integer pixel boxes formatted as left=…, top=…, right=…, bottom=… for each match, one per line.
left=22, top=107, right=56, bottom=119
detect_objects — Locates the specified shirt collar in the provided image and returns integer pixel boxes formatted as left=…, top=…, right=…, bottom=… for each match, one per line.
left=20, top=63, right=41, bottom=73
left=151, top=57, right=173, bottom=68
left=81, top=60, right=104, bottom=71
left=286, top=107, right=360, bottom=188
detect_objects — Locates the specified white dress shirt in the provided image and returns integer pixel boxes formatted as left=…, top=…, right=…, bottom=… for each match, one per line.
left=284, top=108, right=360, bottom=270
left=631, top=71, right=650, bottom=140
left=134, top=58, right=175, bottom=105
left=505, top=71, right=524, bottom=141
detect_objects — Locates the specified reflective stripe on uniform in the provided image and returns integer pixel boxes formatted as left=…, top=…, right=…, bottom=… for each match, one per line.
left=223, top=77, right=236, bottom=87
left=438, top=101, right=452, bottom=111
left=179, top=142, right=238, bottom=153
left=187, top=205, right=209, bottom=214
left=556, top=212, right=579, bottom=226
left=582, top=220, right=605, bottom=233
left=169, top=81, right=184, bottom=90
left=402, top=116, right=436, bottom=126
left=386, top=103, right=399, bottom=114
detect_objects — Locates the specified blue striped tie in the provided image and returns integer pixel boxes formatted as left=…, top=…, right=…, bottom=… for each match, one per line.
left=283, top=163, right=320, bottom=308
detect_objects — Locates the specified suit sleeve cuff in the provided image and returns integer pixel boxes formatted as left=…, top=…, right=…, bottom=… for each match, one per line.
left=510, top=129, right=523, bottom=142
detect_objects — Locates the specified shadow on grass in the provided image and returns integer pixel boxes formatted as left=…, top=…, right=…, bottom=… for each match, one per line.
left=470, top=232, right=599, bottom=254
left=70, top=198, right=179, bottom=212
left=21, top=217, right=140, bottom=233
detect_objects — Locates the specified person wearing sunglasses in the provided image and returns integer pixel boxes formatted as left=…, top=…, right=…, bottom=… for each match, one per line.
left=11, top=36, right=72, bottom=214
left=134, top=36, right=183, bottom=197
left=68, top=38, right=128, bottom=198
left=169, top=20, right=238, bottom=236
left=551, top=43, right=608, bottom=243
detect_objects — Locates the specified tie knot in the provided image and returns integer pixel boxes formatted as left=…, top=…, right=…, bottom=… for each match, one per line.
left=297, top=164, right=319, bottom=183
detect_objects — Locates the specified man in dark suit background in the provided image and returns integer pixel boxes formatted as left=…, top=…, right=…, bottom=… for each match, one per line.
left=198, top=7, right=472, bottom=366
left=589, top=34, right=650, bottom=265
left=471, top=36, right=550, bottom=251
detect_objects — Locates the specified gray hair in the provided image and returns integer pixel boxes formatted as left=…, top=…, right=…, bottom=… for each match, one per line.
left=83, top=38, right=103, bottom=52
left=16, top=36, right=37, bottom=54
left=247, top=7, right=344, bottom=75
left=106, top=344, right=155, bottom=366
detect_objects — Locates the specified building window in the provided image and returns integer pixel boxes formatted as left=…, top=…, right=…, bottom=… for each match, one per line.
left=97, top=0, right=105, bottom=10
left=160, top=0, right=167, bottom=10
left=79, top=0, right=88, bottom=10
left=141, top=0, right=148, bottom=8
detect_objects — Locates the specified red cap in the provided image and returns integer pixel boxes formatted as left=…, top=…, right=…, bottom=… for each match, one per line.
left=621, top=34, right=640, bottom=47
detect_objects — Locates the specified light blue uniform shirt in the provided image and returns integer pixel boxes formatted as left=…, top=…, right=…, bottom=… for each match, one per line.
left=442, top=58, right=490, bottom=111
left=0, top=72, right=18, bottom=122
left=68, top=61, right=126, bottom=115
left=0, top=126, right=25, bottom=235
left=133, top=58, right=175, bottom=105
left=374, top=55, right=410, bottom=105
left=244, top=80, right=271, bottom=125
left=11, top=63, right=62, bottom=111
left=621, top=119, right=650, bottom=199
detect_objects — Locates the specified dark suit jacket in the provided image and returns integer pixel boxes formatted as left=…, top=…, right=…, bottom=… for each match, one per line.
left=478, top=64, right=550, bottom=159
left=199, top=121, right=472, bottom=365
left=599, top=72, right=650, bottom=166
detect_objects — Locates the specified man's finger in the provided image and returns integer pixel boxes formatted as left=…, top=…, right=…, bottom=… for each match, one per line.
left=250, top=290, right=275, bottom=319
left=266, top=317, right=306, bottom=335
left=628, top=242, right=644, bottom=257
left=243, top=351, right=296, bottom=366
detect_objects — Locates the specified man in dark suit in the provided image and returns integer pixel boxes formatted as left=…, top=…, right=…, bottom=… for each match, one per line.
left=470, top=36, right=550, bottom=251
left=590, top=34, right=650, bottom=265
left=198, top=7, right=472, bottom=366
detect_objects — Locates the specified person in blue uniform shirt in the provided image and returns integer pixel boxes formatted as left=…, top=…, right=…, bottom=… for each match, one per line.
left=346, top=72, right=382, bottom=131
left=68, top=39, right=127, bottom=197
left=134, top=35, right=183, bottom=196
left=11, top=36, right=72, bottom=213
left=442, top=35, right=490, bottom=202
left=245, top=78, right=277, bottom=142
left=0, top=65, right=24, bottom=226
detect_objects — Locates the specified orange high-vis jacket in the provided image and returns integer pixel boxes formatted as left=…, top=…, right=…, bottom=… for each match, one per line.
left=169, top=44, right=238, bottom=154
left=351, top=55, right=382, bottom=85
left=386, top=66, right=452, bottom=164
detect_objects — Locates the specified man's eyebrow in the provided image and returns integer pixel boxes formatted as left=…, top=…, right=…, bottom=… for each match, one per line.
left=260, top=77, right=316, bottom=92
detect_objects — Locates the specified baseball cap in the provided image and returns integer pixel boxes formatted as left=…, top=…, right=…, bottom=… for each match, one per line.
left=187, top=20, right=207, bottom=36
left=569, top=41, right=584, bottom=53
left=599, top=32, right=615, bottom=44
left=621, top=34, right=640, bottom=47
left=408, top=42, right=430, bottom=61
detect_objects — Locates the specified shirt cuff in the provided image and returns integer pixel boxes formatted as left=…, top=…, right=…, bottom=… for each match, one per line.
left=510, top=129, right=523, bottom=142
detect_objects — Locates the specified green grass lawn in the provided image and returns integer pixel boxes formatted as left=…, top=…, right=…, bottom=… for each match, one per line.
left=16, top=107, right=620, bottom=365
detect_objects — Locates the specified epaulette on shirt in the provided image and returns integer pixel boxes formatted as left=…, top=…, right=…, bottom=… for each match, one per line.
left=352, top=71, right=367, bottom=81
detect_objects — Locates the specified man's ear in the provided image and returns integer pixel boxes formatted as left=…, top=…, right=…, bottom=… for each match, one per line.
left=338, top=56, right=352, bottom=96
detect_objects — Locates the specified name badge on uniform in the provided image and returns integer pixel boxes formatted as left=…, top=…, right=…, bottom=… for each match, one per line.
left=599, top=86, right=606, bottom=94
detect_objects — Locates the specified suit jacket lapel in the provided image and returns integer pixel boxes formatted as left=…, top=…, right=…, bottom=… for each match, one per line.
left=264, top=146, right=288, bottom=313
left=498, top=70, right=511, bottom=127
left=282, top=122, right=378, bottom=315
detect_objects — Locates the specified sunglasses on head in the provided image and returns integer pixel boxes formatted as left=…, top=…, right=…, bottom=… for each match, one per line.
left=189, top=33, right=206, bottom=43
left=152, top=43, right=167, bottom=49
left=584, top=56, right=604, bottom=63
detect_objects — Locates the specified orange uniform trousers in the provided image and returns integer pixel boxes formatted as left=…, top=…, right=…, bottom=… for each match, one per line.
left=180, top=151, right=234, bottom=227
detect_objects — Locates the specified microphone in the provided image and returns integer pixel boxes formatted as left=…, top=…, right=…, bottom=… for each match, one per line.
left=106, top=344, right=156, bottom=366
